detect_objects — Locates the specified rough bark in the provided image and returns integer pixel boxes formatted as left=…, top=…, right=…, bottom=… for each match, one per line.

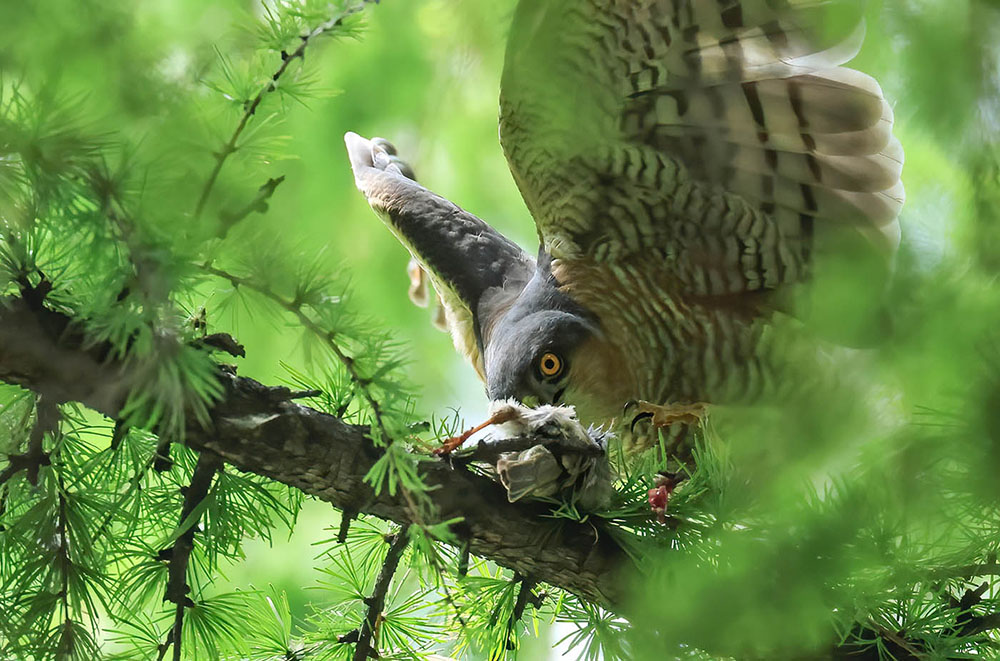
left=0, top=296, right=628, bottom=607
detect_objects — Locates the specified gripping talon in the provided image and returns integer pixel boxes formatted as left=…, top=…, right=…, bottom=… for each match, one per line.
left=630, top=411, right=653, bottom=433
left=625, top=400, right=708, bottom=431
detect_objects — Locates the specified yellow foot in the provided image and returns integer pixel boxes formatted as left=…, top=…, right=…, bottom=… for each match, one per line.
left=625, top=400, right=707, bottom=432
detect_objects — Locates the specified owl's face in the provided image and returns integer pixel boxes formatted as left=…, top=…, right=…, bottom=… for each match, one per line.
left=484, top=309, right=595, bottom=406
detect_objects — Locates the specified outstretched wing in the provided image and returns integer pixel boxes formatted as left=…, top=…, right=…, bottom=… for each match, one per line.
left=345, top=133, right=535, bottom=378
left=500, top=0, right=902, bottom=300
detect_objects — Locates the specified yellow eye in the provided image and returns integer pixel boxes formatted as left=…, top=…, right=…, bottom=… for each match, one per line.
left=538, top=352, right=563, bottom=378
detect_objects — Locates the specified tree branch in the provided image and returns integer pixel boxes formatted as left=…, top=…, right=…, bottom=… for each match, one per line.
left=352, top=526, right=410, bottom=661
left=505, top=574, right=537, bottom=651
left=194, top=2, right=373, bottom=220
left=159, top=452, right=223, bottom=661
left=216, top=176, right=285, bottom=239
left=0, top=296, right=628, bottom=609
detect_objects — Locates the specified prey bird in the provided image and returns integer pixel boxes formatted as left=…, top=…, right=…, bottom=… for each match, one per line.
left=344, top=0, right=903, bottom=455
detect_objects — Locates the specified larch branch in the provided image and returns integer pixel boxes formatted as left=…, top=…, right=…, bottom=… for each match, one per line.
left=0, top=296, right=629, bottom=609
left=353, top=526, right=410, bottom=661
left=193, top=2, right=374, bottom=220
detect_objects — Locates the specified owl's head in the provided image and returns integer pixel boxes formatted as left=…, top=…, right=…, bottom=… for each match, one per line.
left=482, top=262, right=601, bottom=407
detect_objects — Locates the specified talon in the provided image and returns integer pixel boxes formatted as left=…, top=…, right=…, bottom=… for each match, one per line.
left=622, top=399, right=639, bottom=416
left=625, top=400, right=708, bottom=430
left=630, top=411, right=653, bottom=433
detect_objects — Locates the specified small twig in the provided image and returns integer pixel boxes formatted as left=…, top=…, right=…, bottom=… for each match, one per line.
left=202, top=266, right=393, bottom=446
left=931, top=562, right=1000, bottom=581
left=192, top=332, right=246, bottom=358
left=55, top=474, right=74, bottom=657
left=217, top=176, right=285, bottom=237
left=950, top=582, right=997, bottom=638
left=841, top=621, right=926, bottom=660
left=111, top=419, right=130, bottom=451
left=457, top=542, right=470, bottom=578
left=505, top=574, right=536, bottom=651
left=93, top=454, right=157, bottom=540
left=266, top=387, right=322, bottom=403
left=337, top=509, right=356, bottom=544
left=353, top=525, right=410, bottom=661
left=0, top=395, right=58, bottom=487
left=956, top=610, right=1000, bottom=637
left=156, top=629, right=174, bottom=661
left=154, top=437, right=173, bottom=473
left=160, top=453, right=223, bottom=661
left=194, top=3, right=372, bottom=219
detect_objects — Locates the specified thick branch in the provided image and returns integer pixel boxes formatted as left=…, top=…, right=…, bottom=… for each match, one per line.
left=0, top=297, right=628, bottom=608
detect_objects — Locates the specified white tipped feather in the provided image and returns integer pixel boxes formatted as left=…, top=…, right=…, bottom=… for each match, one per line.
left=724, top=147, right=903, bottom=192
left=629, top=42, right=902, bottom=235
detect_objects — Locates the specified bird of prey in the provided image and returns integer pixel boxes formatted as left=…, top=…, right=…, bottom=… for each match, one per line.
left=345, top=0, right=903, bottom=454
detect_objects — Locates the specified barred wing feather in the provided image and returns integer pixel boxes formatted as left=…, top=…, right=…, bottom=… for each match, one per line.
left=500, top=0, right=903, bottom=297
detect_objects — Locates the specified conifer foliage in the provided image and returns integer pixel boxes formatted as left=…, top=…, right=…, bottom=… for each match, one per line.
left=1, top=1, right=1000, bottom=659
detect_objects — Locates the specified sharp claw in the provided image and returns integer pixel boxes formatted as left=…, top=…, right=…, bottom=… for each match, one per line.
left=622, top=399, right=639, bottom=416
left=630, top=411, right=653, bottom=433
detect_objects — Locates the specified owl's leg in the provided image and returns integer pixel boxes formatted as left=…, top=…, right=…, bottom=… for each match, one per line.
left=624, top=400, right=707, bottom=431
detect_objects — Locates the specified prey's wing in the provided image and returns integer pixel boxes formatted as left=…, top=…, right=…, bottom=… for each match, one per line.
left=500, top=0, right=902, bottom=300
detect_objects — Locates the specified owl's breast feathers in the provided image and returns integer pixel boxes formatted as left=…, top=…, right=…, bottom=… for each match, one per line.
left=553, top=256, right=773, bottom=410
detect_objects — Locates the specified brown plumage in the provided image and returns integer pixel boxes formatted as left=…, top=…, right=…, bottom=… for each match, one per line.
left=345, top=0, right=903, bottom=452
